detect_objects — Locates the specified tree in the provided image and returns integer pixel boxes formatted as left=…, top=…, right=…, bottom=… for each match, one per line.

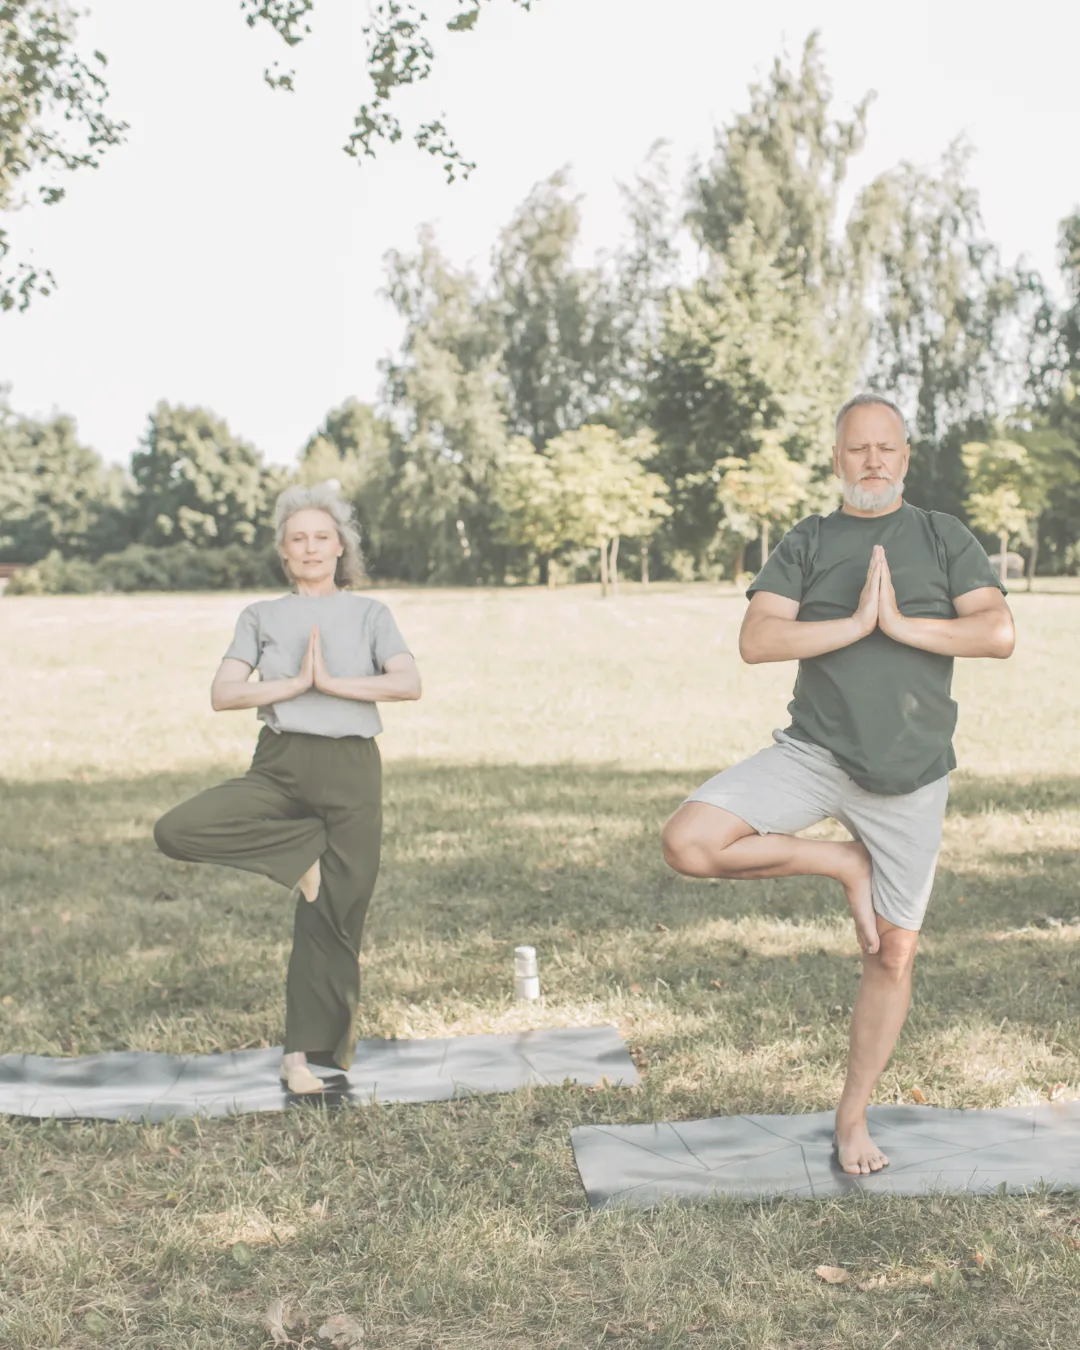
left=2, top=1, right=537, bottom=310
left=493, top=170, right=627, bottom=451
left=546, top=424, right=670, bottom=596
left=297, top=399, right=396, bottom=570
left=130, top=403, right=275, bottom=547
left=852, top=142, right=1042, bottom=516
left=960, top=437, right=1039, bottom=584
left=0, top=402, right=130, bottom=561
left=965, top=486, right=1028, bottom=585
left=381, top=229, right=511, bottom=582
left=245, top=0, right=537, bottom=181
left=492, top=435, right=570, bottom=584
left=0, top=1, right=127, bottom=311
left=716, top=432, right=812, bottom=568
left=649, top=36, right=865, bottom=574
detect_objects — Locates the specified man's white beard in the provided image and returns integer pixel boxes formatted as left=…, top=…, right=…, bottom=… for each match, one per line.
left=841, top=474, right=904, bottom=513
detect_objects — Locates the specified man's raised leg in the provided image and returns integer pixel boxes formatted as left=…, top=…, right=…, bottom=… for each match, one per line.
left=833, top=916, right=919, bottom=1174
left=661, top=803, right=880, bottom=954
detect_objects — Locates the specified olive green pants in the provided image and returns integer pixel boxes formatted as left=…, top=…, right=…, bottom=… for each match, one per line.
left=153, top=727, right=382, bottom=1070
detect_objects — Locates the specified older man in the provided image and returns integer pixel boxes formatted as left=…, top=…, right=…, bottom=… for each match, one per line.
left=661, top=393, right=1015, bottom=1175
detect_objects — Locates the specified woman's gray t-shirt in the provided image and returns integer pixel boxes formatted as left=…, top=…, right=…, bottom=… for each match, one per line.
left=224, top=592, right=411, bottom=739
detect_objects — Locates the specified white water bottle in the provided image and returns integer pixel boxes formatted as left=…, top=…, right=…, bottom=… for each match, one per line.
left=514, top=945, right=540, bottom=1002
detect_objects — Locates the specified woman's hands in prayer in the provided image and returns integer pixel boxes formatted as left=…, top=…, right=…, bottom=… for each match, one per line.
left=296, top=626, right=335, bottom=695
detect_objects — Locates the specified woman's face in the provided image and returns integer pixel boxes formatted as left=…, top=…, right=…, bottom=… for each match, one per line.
left=280, top=509, right=343, bottom=584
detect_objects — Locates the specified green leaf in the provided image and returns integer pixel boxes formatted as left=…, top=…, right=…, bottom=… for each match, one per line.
left=447, top=7, right=481, bottom=31
left=231, top=1240, right=255, bottom=1268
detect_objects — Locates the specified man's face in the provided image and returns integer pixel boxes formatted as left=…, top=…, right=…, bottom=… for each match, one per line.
left=833, top=404, right=910, bottom=512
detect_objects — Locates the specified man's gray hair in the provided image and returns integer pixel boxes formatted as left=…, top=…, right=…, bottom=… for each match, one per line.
left=834, top=393, right=909, bottom=443
left=274, top=481, right=366, bottom=588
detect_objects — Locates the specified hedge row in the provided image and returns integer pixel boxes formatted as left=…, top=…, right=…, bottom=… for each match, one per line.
left=5, top=544, right=285, bottom=595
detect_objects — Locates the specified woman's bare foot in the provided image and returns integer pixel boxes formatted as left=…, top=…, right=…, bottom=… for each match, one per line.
left=834, top=1117, right=889, bottom=1175
left=297, top=858, right=321, bottom=904
left=280, top=1050, right=323, bottom=1094
left=837, top=842, right=879, bottom=954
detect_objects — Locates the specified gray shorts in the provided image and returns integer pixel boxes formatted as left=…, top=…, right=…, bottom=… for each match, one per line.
left=686, top=731, right=950, bottom=931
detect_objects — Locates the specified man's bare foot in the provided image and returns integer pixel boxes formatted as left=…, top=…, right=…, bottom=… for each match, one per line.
left=837, top=842, right=879, bottom=954
left=833, top=1117, right=889, bottom=1175
left=297, top=858, right=321, bottom=904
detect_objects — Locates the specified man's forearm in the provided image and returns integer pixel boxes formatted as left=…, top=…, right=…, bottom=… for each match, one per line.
left=884, top=611, right=1015, bottom=658
left=321, top=670, right=422, bottom=703
left=740, top=615, right=869, bottom=664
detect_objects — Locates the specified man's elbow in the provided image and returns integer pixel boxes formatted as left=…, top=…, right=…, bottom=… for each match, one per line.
left=992, top=613, right=1016, bottom=659
left=738, top=631, right=765, bottom=665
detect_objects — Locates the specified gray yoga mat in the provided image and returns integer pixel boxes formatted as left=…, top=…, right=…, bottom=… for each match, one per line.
left=571, top=1102, right=1080, bottom=1208
left=0, top=1025, right=639, bottom=1122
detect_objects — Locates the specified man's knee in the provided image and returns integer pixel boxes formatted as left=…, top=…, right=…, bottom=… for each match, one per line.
left=869, top=928, right=919, bottom=981
left=661, top=813, right=713, bottom=877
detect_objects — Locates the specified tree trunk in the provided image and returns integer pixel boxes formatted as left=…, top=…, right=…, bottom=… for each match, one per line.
left=610, top=535, right=620, bottom=596
left=1027, top=515, right=1040, bottom=592
left=998, top=531, right=1008, bottom=585
left=733, top=541, right=746, bottom=580
left=599, top=538, right=609, bottom=597
left=539, top=555, right=550, bottom=587
left=641, top=540, right=649, bottom=586
left=761, top=519, right=770, bottom=564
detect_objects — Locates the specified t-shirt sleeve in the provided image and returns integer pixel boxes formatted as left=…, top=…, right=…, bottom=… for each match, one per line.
left=934, top=514, right=1008, bottom=599
left=745, top=522, right=811, bottom=602
left=371, top=604, right=411, bottom=671
left=223, top=604, right=260, bottom=666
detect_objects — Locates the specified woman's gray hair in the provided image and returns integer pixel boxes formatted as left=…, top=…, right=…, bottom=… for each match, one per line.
left=274, top=481, right=366, bottom=588
left=835, top=392, right=909, bottom=443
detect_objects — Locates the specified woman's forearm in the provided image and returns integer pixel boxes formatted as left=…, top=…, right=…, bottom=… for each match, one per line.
left=211, top=675, right=306, bottom=711
left=739, top=614, right=870, bottom=664
left=320, top=670, right=422, bottom=703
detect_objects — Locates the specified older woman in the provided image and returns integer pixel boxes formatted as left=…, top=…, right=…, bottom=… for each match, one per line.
left=153, top=483, right=421, bottom=1094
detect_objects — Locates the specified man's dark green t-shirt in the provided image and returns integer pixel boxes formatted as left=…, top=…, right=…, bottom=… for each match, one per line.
left=748, top=503, right=1005, bottom=796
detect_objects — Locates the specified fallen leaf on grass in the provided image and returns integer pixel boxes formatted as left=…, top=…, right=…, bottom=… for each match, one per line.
left=814, top=1265, right=850, bottom=1284
left=318, top=1313, right=365, bottom=1348
left=262, top=1300, right=290, bottom=1346
left=1048, top=1082, right=1068, bottom=1101
left=0, top=995, right=14, bottom=1006
left=655, top=922, right=669, bottom=933
left=167, top=1145, right=182, bottom=1158
left=629, top=982, right=643, bottom=994
left=856, top=1274, right=887, bottom=1291
left=230, top=1240, right=254, bottom=1268
left=972, top=1251, right=986, bottom=1269
left=709, top=979, right=723, bottom=990
left=911, top=1088, right=928, bottom=1105
left=83, top=1310, right=109, bottom=1337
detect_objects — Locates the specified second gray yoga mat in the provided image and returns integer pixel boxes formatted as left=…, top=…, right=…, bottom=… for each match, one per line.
left=571, top=1102, right=1080, bottom=1207
left=0, top=1024, right=639, bottom=1122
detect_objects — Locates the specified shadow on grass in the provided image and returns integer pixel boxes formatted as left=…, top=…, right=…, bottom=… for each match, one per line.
left=0, top=759, right=1077, bottom=1057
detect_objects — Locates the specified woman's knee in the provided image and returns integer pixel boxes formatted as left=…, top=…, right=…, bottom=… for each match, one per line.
left=153, top=808, right=187, bottom=859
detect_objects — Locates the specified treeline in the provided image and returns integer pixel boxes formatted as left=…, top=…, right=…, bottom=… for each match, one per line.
left=4, top=38, right=1080, bottom=595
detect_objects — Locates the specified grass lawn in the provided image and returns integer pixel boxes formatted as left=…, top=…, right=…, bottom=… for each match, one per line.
left=1, top=582, right=1079, bottom=1349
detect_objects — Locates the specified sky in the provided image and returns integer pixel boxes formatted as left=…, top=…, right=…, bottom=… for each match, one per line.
left=2, top=0, right=1078, bottom=468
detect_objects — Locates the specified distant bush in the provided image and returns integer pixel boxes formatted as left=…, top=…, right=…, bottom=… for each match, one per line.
left=5, top=544, right=284, bottom=594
